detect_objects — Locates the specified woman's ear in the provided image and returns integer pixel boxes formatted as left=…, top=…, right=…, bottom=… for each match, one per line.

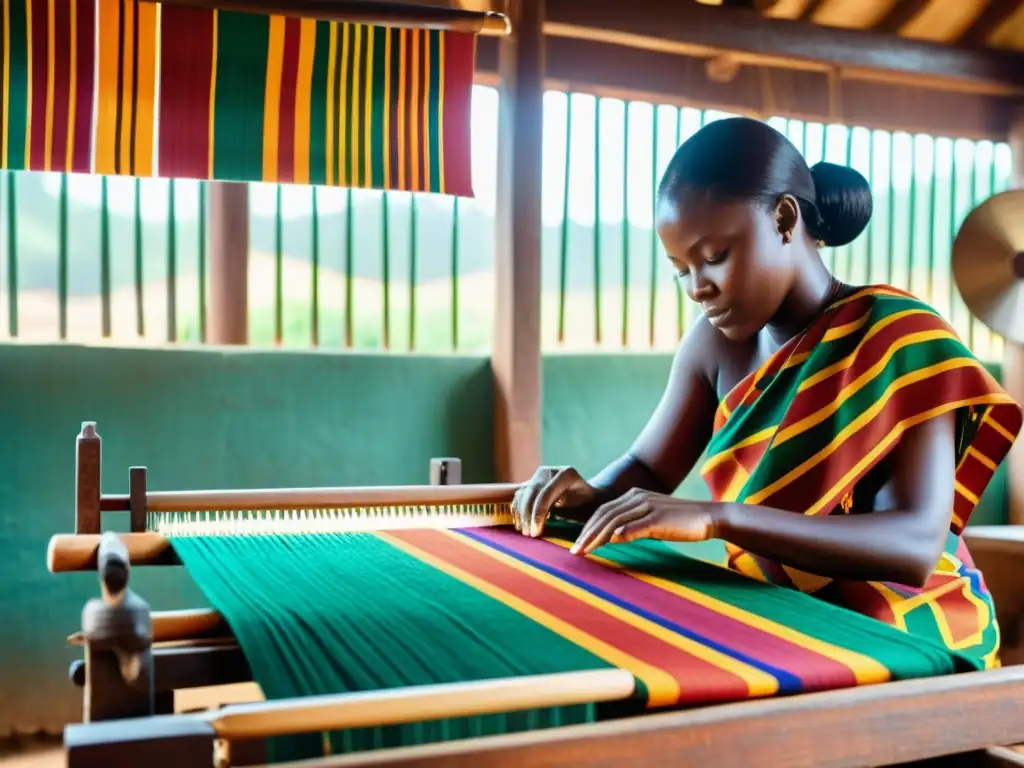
left=774, top=195, right=799, bottom=245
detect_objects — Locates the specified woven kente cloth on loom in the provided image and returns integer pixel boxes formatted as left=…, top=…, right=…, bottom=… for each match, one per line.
left=173, top=521, right=977, bottom=761
left=701, top=285, right=1022, bottom=669
left=0, top=0, right=474, bottom=194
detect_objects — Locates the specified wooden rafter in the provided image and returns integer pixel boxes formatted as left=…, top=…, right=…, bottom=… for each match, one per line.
left=873, top=0, right=932, bottom=34
left=798, top=0, right=826, bottom=21
left=543, top=0, right=1024, bottom=92
left=958, top=0, right=1023, bottom=47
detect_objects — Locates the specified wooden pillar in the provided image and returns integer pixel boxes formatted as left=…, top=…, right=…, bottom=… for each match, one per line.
left=207, top=182, right=249, bottom=345
left=1005, top=113, right=1024, bottom=526
left=492, top=0, right=545, bottom=483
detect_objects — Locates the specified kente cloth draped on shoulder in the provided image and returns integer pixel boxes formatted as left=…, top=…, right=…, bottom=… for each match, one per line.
left=0, top=0, right=474, bottom=195
left=172, top=522, right=977, bottom=761
left=702, top=285, right=1023, bottom=669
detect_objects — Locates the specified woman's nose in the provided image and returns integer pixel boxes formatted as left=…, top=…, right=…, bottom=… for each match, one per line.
left=689, top=272, right=717, bottom=301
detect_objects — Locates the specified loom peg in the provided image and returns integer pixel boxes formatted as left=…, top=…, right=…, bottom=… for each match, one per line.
left=48, top=532, right=177, bottom=572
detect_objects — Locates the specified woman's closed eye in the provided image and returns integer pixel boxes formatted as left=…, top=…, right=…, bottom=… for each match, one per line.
left=706, top=248, right=730, bottom=265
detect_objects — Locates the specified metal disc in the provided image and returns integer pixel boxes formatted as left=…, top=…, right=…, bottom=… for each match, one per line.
left=952, top=189, right=1024, bottom=344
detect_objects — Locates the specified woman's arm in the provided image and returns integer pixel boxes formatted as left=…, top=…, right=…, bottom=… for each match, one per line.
left=713, top=410, right=955, bottom=586
left=573, top=410, right=957, bottom=587
left=588, top=317, right=721, bottom=501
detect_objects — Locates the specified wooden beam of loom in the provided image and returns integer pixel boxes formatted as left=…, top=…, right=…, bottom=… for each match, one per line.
left=93, top=482, right=518, bottom=513
left=62, top=667, right=1024, bottom=768
left=540, top=0, right=1024, bottom=94
left=265, top=666, right=1024, bottom=768
left=145, top=0, right=512, bottom=35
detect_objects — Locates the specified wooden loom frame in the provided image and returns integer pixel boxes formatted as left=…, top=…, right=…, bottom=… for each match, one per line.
left=47, top=421, right=1024, bottom=767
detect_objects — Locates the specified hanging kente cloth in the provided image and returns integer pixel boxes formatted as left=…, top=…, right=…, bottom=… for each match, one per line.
left=173, top=520, right=979, bottom=762
left=702, top=285, right=1022, bottom=670
left=0, top=0, right=475, bottom=195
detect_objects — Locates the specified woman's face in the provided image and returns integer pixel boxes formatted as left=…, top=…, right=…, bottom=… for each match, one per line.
left=655, top=192, right=796, bottom=342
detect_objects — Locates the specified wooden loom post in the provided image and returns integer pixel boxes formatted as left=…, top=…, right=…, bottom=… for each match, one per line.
left=208, top=181, right=250, bottom=346
left=76, top=422, right=102, bottom=534
left=493, top=0, right=545, bottom=484
left=1006, top=110, right=1024, bottom=527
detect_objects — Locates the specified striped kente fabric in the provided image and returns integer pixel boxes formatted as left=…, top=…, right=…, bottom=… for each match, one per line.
left=0, top=0, right=475, bottom=195
left=702, top=285, right=1022, bottom=669
left=172, top=522, right=975, bottom=760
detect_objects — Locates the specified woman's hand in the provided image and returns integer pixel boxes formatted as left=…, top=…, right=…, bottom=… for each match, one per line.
left=569, top=489, right=716, bottom=556
left=512, top=466, right=599, bottom=538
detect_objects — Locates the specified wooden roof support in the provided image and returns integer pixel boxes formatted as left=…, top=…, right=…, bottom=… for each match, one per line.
left=207, top=182, right=249, bottom=346
left=542, top=0, right=1024, bottom=95
left=492, top=0, right=544, bottom=483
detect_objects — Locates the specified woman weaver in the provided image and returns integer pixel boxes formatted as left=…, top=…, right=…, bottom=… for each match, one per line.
left=511, top=117, right=1022, bottom=669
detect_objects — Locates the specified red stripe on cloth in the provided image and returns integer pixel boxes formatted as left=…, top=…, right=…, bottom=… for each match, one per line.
left=50, top=0, right=71, bottom=169
left=465, top=528, right=859, bottom=690
left=757, top=366, right=999, bottom=515
left=70, top=0, right=94, bottom=173
left=389, top=529, right=752, bottom=705
left=779, top=311, right=950, bottom=429
left=439, top=30, right=474, bottom=196
left=276, top=16, right=300, bottom=184
left=27, top=0, right=48, bottom=168
left=156, top=5, right=214, bottom=178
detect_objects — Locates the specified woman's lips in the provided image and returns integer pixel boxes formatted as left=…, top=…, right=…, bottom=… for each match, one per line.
left=704, top=305, right=731, bottom=325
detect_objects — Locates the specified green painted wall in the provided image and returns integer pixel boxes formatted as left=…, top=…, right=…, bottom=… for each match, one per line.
left=0, top=345, right=1010, bottom=735
left=0, top=344, right=494, bottom=734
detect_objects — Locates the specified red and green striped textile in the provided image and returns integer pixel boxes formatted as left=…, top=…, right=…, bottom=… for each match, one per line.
left=702, top=285, right=1022, bottom=669
left=172, top=521, right=975, bottom=760
left=0, top=0, right=475, bottom=194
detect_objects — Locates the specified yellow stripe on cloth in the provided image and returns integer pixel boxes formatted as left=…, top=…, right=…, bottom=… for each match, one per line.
left=374, top=530, right=678, bottom=706
left=546, top=538, right=892, bottom=686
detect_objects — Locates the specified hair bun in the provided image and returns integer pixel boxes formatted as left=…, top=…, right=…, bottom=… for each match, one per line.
left=808, top=162, right=873, bottom=247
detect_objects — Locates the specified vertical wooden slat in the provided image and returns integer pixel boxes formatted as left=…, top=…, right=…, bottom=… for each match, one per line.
left=556, top=92, right=571, bottom=345
left=381, top=191, right=391, bottom=350
left=207, top=182, right=249, bottom=345
left=905, top=135, right=917, bottom=297
left=673, top=108, right=683, bottom=342
left=167, top=179, right=178, bottom=343
left=1004, top=113, right=1024, bottom=526
left=451, top=196, right=459, bottom=351
left=648, top=106, right=658, bottom=349
left=273, top=184, right=283, bottom=345
left=965, top=143, right=980, bottom=350
left=620, top=100, right=629, bottom=348
left=100, top=176, right=111, bottom=338
left=198, top=183, right=207, bottom=343
left=592, top=96, right=602, bottom=346
left=134, top=179, right=145, bottom=338
left=404, top=196, right=417, bottom=352
left=5, top=174, right=17, bottom=338
left=926, top=137, right=940, bottom=307
left=344, top=187, right=354, bottom=348
left=886, top=131, right=896, bottom=286
left=311, top=186, right=319, bottom=347
left=493, top=0, right=544, bottom=483
left=60, top=174, right=70, bottom=339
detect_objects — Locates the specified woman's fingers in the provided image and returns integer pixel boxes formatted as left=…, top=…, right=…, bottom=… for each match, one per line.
left=571, top=500, right=650, bottom=555
left=513, top=485, right=540, bottom=532
left=529, top=470, right=579, bottom=537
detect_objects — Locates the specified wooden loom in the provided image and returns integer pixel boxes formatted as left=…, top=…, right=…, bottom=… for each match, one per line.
left=46, top=421, right=1024, bottom=768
